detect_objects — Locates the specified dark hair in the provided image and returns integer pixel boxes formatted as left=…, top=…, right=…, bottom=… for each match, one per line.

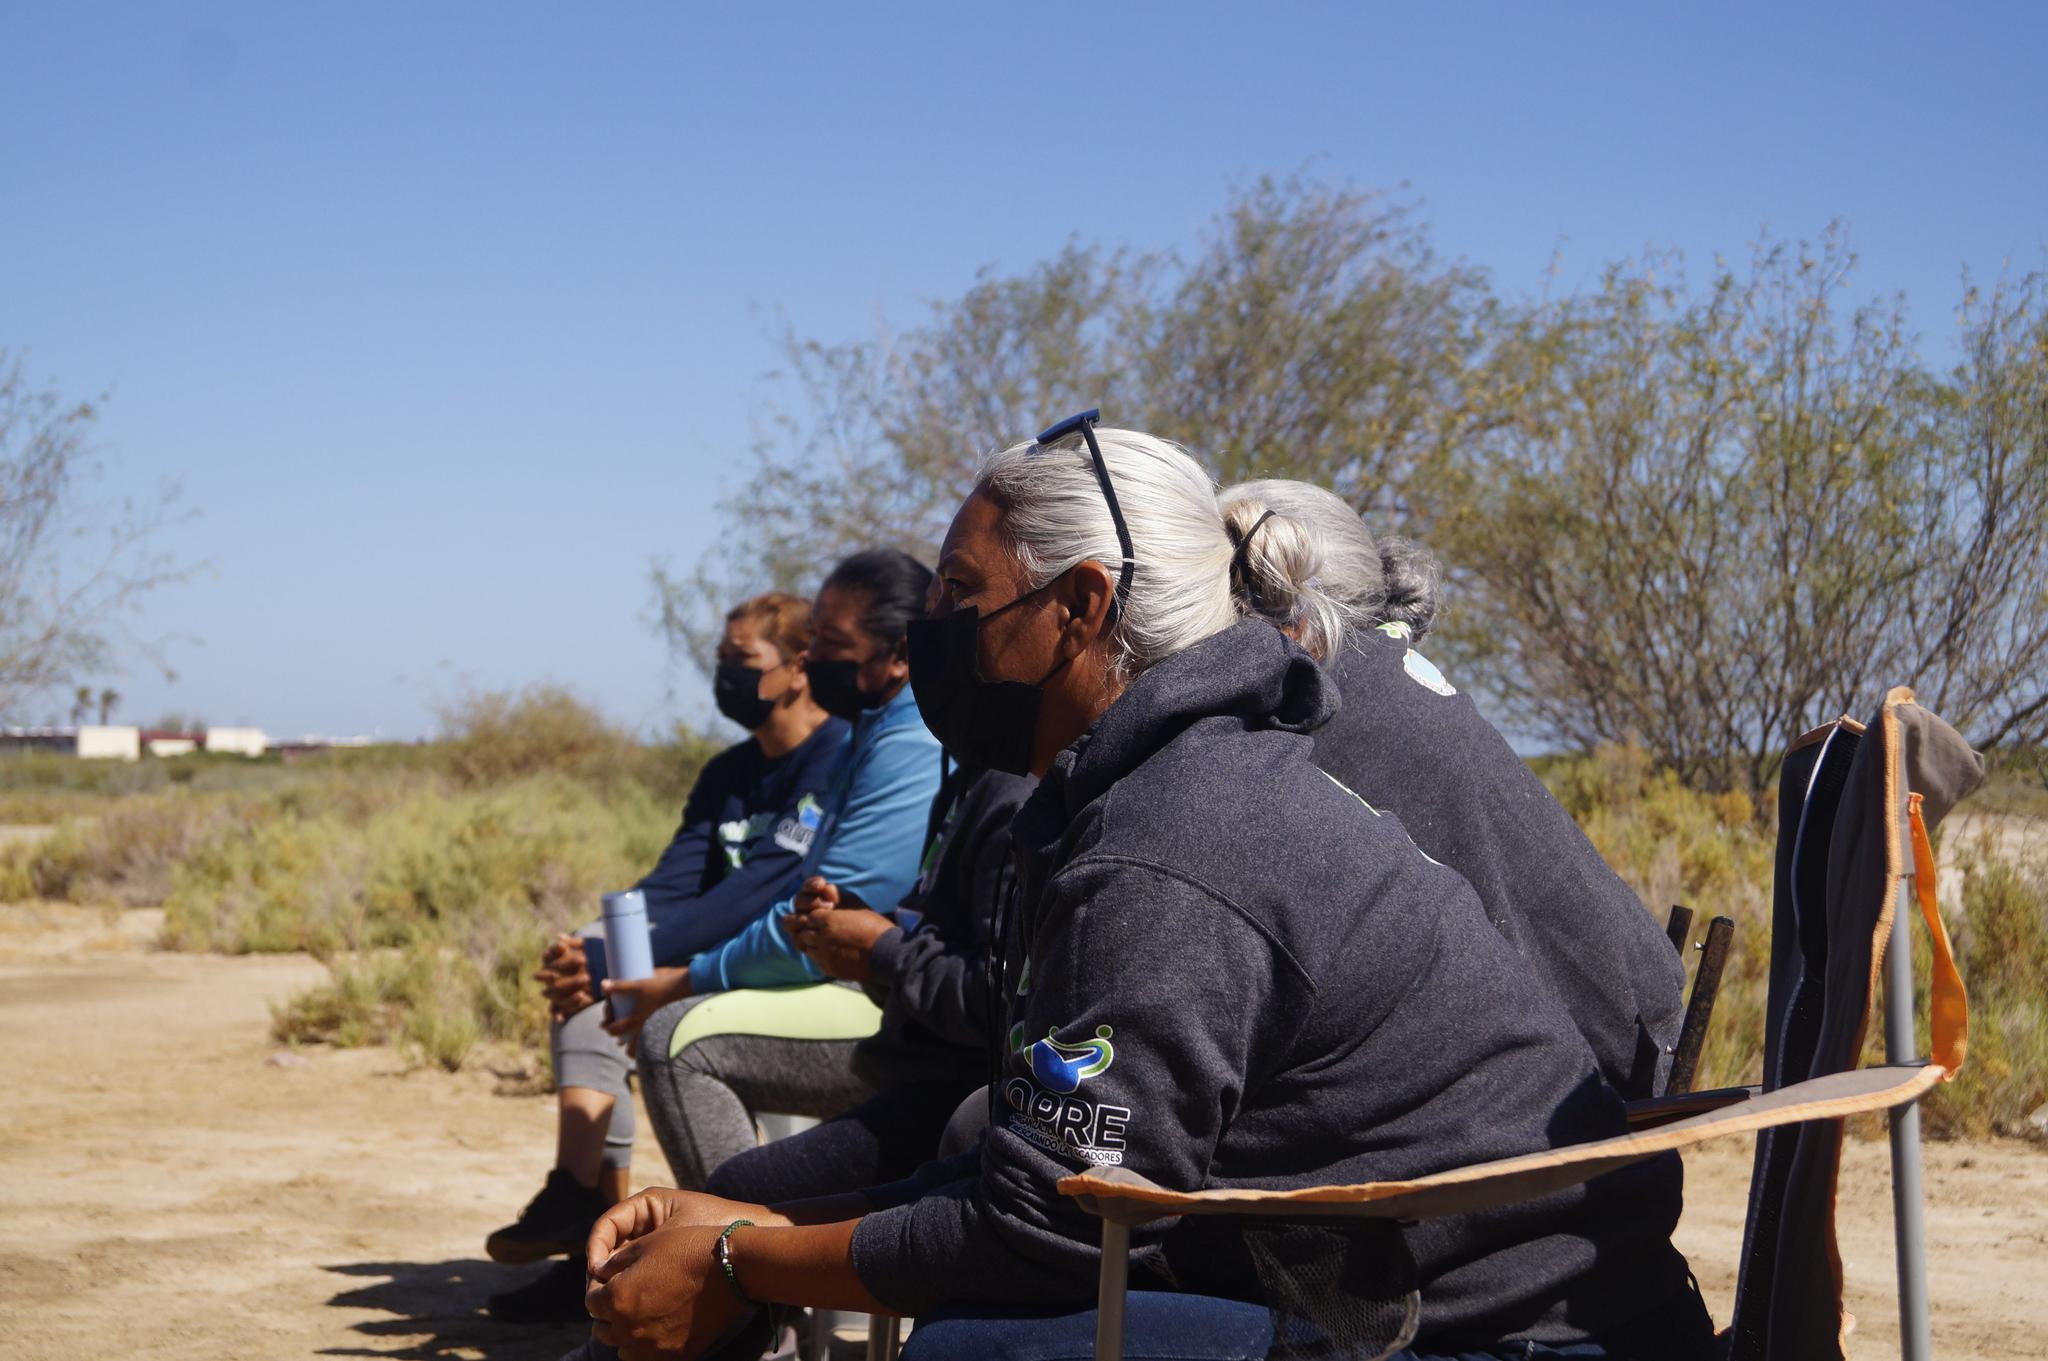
left=821, top=548, right=933, bottom=649
left=1375, top=536, right=1442, bottom=639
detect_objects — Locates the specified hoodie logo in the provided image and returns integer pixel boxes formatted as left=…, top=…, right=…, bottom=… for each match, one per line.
left=1402, top=649, right=1456, bottom=697
left=1004, top=1025, right=1130, bottom=1168
left=1026, top=1025, right=1115, bottom=1094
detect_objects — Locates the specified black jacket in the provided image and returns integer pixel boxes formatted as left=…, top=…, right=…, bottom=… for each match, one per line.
left=852, top=766, right=1037, bottom=1092
left=1314, top=628, right=1686, bottom=1099
left=850, top=621, right=1691, bottom=1348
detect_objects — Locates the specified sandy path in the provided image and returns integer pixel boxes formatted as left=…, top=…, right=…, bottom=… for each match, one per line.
left=0, top=903, right=2043, bottom=1360
left=0, top=904, right=656, bottom=1361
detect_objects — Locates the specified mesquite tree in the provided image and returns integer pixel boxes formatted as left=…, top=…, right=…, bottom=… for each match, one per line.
left=652, top=183, right=2048, bottom=790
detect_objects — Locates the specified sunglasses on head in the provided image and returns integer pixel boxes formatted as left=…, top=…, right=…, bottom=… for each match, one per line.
left=1033, top=408, right=1136, bottom=617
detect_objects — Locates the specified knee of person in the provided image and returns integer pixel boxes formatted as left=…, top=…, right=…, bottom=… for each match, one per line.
left=632, top=999, right=697, bottom=1079
left=703, top=1156, right=746, bottom=1201
left=937, top=1086, right=990, bottom=1160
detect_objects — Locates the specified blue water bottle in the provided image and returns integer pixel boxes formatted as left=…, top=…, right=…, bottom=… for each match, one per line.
left=600, top=889, right=656, bottom=1020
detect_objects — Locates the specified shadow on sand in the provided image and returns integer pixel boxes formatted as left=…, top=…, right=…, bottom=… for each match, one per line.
left=319, top=1259, right=586, bottom=1360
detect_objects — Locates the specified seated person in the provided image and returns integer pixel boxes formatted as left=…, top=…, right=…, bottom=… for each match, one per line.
left=1219, top=479, right=1687, bottom=1100
left=483, top=591, right=848, bottom=1322
left=575, top=425, right=1713, bottom=1361
left=602, top=549, right=946, bottom=1193
left=696, top=758, right=1032, bottom=1206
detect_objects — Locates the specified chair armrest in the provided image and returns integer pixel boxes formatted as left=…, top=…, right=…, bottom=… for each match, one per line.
left=1058, top=1063, right=1943, bottom=1226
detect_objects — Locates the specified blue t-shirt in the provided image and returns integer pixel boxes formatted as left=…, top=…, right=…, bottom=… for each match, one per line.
left=687, top=683, right=945, bottom=994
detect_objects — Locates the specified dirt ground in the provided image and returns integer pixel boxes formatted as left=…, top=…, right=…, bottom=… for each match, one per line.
left=1, top=903, right=2043, bottom=1361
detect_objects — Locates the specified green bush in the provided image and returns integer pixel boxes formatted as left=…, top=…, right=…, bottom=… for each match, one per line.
left=0, top=689, right=714, bottom=1069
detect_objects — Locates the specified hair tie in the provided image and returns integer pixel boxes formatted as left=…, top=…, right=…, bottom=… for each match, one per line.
left=1227, top=509, right=1280, bottom=613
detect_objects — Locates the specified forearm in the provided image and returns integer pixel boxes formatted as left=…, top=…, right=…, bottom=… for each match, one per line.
left=731, top=1220, right=893, bottom=1315
left=687, top=902, right=825, bottom=994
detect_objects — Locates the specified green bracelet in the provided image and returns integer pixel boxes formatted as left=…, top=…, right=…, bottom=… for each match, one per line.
left=714, top=1219, right=759, bottom=1307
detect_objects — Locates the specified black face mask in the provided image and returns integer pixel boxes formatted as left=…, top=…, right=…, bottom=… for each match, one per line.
left=804, top=653, right=892, bottom=722
left=712, top=661, right=777, bottom=730
left=906, top=582, right=1070, bottom=776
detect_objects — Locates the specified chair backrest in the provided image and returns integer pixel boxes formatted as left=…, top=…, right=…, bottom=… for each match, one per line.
left=1663, top=908, right=1735, bottom=1097
left=1727, top=689, right=1981, bottom=1361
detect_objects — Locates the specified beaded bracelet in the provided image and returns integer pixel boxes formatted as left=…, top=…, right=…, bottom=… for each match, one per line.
left=714, top=1219, right=759, bottom=1307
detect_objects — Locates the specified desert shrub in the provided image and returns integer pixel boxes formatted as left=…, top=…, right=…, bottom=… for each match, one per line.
left=430, top=685, right=717, bottom=803
left=271, top=953, right=415, bottom=1049
left=157, top=771, right=672, bottom=1061
left=22, top=792, right=245, bottom=906
left=0, top=691, right=715, bottom=1071
left=358, top=772, right=671, bottom=935
left=160, top=809, right=368, bottom=954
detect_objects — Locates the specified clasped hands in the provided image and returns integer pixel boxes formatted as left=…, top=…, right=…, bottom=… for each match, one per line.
left=781, top=877, right=896, bottom=984
left=583, top=1188, right=775, bottom=1360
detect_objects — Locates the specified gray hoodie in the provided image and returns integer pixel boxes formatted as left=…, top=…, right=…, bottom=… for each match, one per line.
left=1314, top=626, right=1687, bottom=1099
left=850, top=622, right=1693, bottom=1348
left=852, top=766, right=1036, bottom=1092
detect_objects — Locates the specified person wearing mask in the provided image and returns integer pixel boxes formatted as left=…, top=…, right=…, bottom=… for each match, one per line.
left=1218, top=478, right=1688, bottom=1102
left=571, top=420, right=1711, bottom=1361
left=484, top=592, right=848, bottom=1323
left=600, top=548, right=946, bottom=1193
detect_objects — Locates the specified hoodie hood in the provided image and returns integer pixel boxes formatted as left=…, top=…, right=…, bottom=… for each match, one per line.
left=1059, top=619, right=1335, bottom=814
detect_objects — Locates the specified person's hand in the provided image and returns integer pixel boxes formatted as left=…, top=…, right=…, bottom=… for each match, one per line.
left=535, top=934, right=594, bottom=1019
left=791, top=875, right=839, bottom=917
left=586, top=1220, right=747, bottom=1360
left=600, top=968, right=692, bottom=1056
left=787, top=907, right=896, bottom=984
left=586, top=1187, right=780, bottom=1267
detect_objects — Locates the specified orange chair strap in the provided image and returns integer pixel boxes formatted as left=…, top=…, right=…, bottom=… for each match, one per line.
left=1908, top=792, right=1969, bottom=1077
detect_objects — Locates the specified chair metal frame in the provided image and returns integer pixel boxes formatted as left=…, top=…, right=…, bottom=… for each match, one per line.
left=1066, top=755, right=1959, bottom=1361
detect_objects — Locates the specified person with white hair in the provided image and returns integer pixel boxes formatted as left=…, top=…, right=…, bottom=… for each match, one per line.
left=1217, top=477, right=1687, bottom=1102
left=571, top=415, right=1710, bottom=1361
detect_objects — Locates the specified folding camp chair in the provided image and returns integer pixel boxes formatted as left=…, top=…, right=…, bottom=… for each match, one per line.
left=1063, top=687, right=1981, bottom=1361
left=1659, top=902, right=1737, bottom=1100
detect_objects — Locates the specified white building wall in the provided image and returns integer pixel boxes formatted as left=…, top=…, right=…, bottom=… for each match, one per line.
left=147, top=736, right=199, bottom=758
left=203, top=727, right=268, bottom=757
left=76, top=726, right=141, bottom=761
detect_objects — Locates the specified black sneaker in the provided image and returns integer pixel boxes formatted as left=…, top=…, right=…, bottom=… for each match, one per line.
left=488, top=1257, right=589, bottom=1324
left=485, top=1169, right=605, bottom=1264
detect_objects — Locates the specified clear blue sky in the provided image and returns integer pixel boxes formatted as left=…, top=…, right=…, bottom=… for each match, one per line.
left=4, top=4, right=2043, bottom=739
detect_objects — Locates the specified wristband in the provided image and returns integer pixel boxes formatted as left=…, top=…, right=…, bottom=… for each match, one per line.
left=714, top=1219, right=759, bottom=1307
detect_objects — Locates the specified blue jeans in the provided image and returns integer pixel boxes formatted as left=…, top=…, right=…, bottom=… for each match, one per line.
left=897, top=1292, right=1627, bottom=1361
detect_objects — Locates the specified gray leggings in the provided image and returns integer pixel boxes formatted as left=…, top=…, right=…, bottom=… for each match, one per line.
left=637, top=984, right=882, bottom=1189
left=550, top=998, right=638, bottom=1172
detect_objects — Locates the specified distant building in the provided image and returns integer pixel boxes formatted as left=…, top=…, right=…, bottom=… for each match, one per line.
left=202, top=727, right=267, bottom=757
left=0, top=726, right=91, bottom=756
left=1, top=723, right=318, bottom=761
left=143, top=732, right=198, bottom=758
left=76, top=725, right=142, bottom=761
